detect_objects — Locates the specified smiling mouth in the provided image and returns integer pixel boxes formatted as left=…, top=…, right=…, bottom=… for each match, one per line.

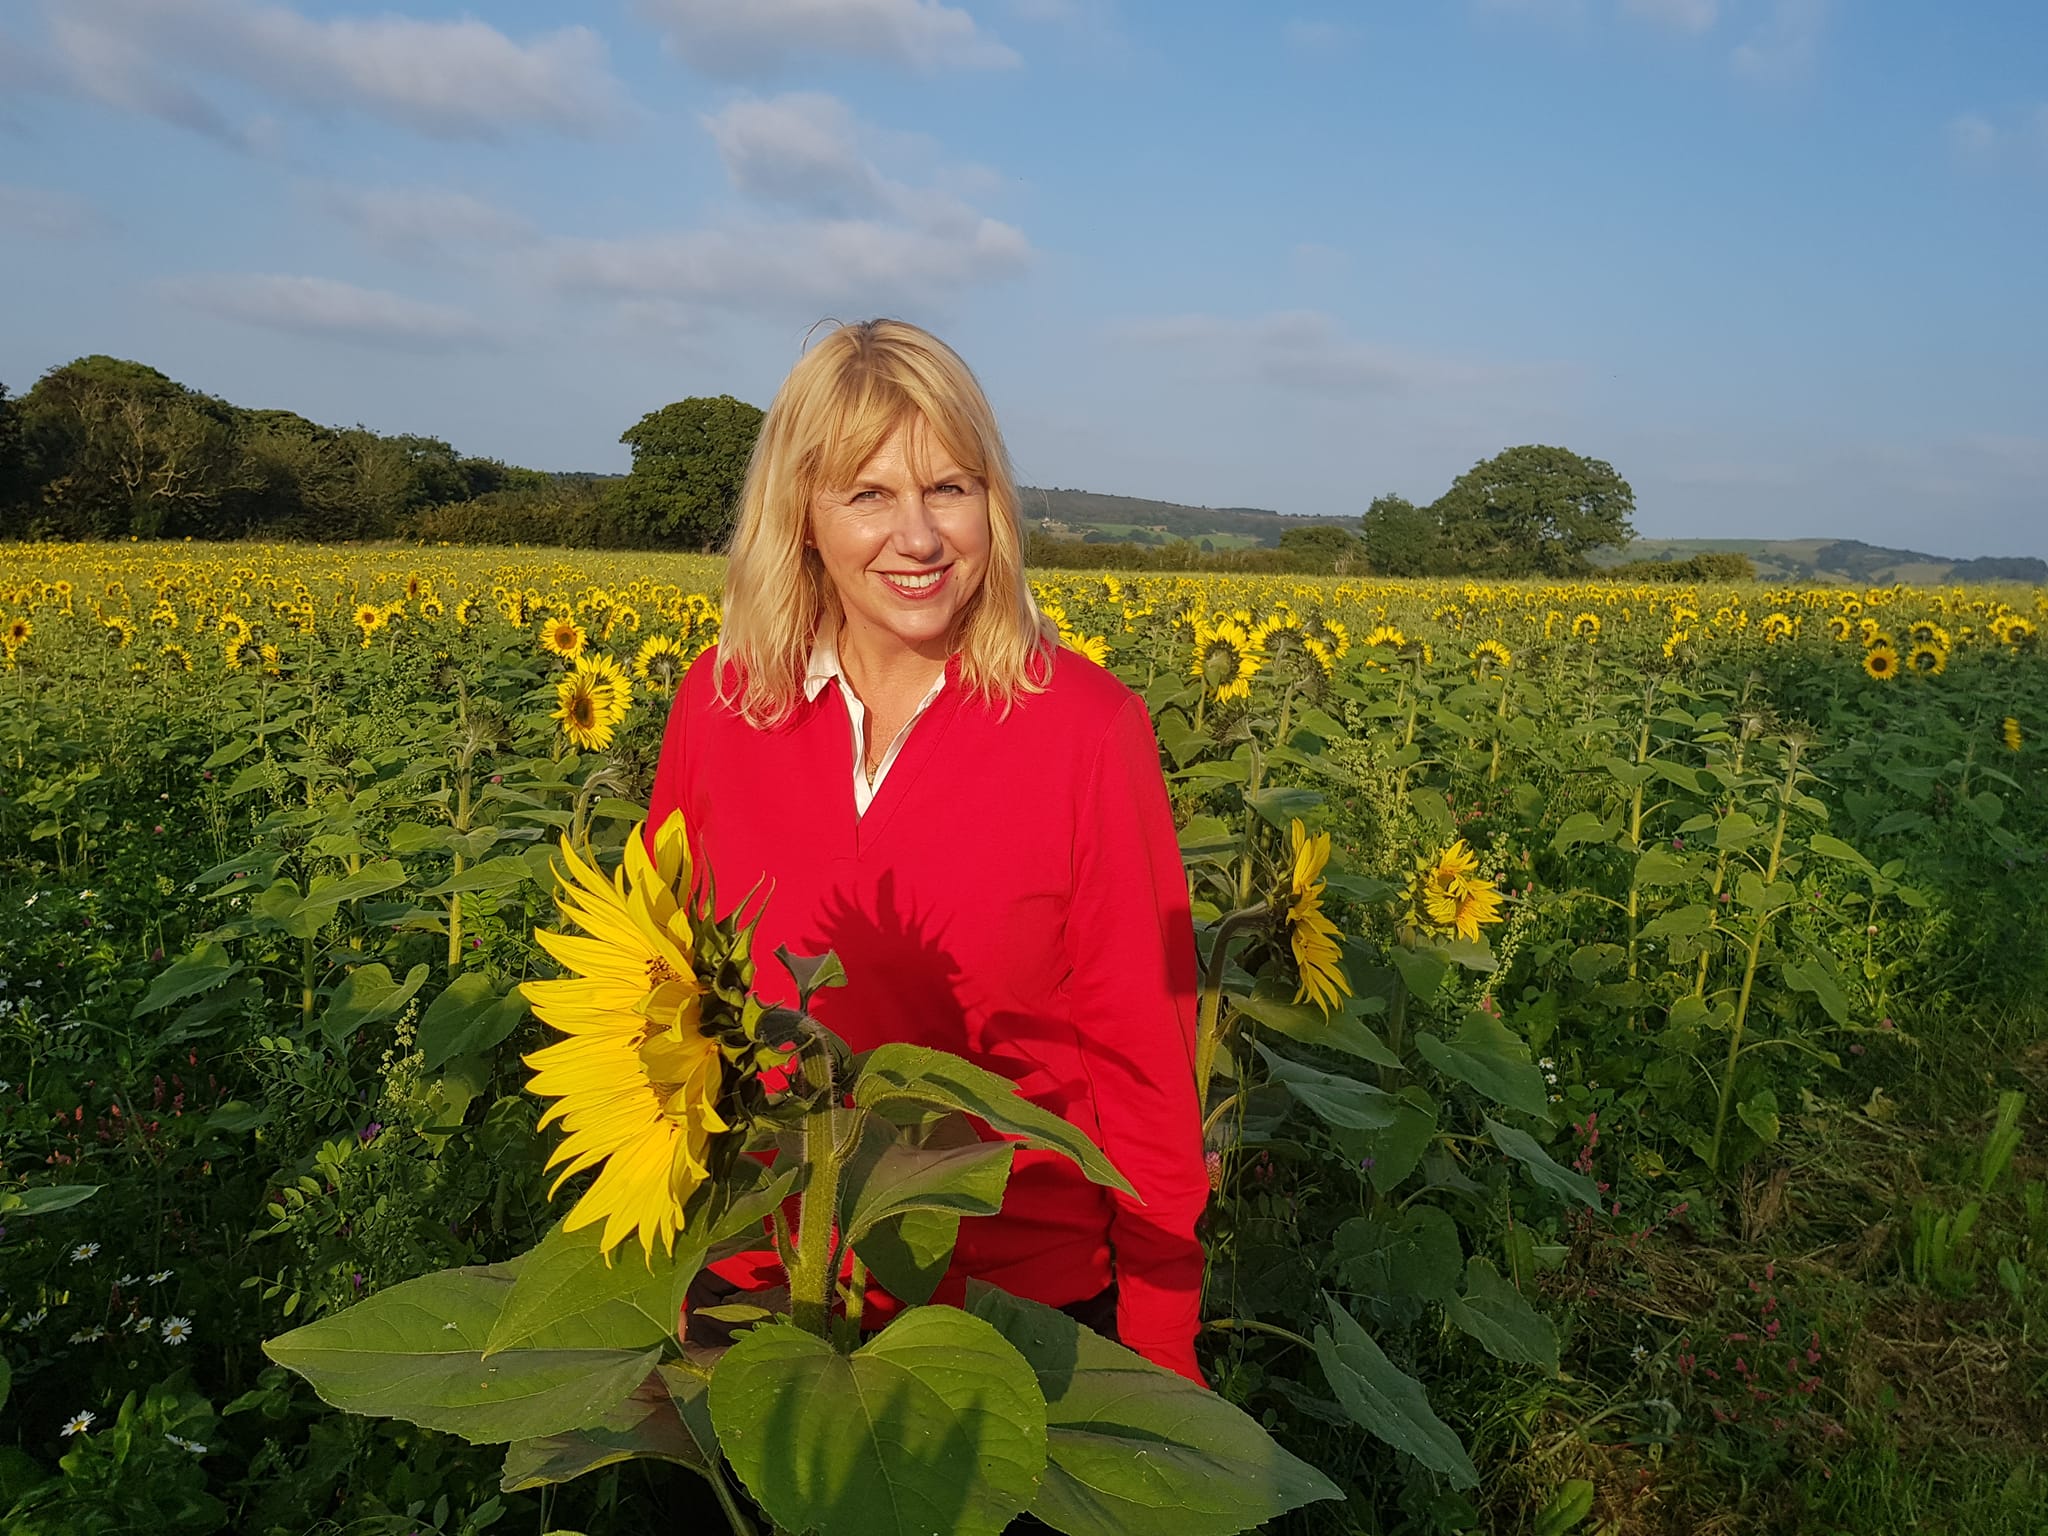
left=878, top=565, right=952, bottom=592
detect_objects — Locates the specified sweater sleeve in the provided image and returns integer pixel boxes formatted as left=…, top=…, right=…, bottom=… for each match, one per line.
left=1067, top=694, right=1210, bottom=1385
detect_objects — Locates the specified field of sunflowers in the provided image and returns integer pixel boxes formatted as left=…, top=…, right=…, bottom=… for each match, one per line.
left=1, top=540, right=2045, bottom=1536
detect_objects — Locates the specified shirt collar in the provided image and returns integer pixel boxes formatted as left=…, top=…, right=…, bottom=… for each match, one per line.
left=803, top=624, right=951, bottom=705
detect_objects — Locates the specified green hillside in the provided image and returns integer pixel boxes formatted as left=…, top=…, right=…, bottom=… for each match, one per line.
left=1016, top=486, right=1354, bottom=550
left=1593, top=537, right=2046, bottom=586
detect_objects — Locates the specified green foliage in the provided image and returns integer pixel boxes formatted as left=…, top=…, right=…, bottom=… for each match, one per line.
left=607, top=395, right=765, bottom=551
left=1360, top=493, right=1441, bottom=576
left=1430, top=444, right=1637, bottom=576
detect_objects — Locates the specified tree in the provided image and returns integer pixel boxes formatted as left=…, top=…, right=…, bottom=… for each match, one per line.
left=1277, top=522, right=1367, bottom=573
left=0, top=383, right=29, bottom=528
left=1428, top=445, right=1634, bottom=576
left=1359, top=493, right=1442, bottom=576
left=608, top=395, right=765, bottom=551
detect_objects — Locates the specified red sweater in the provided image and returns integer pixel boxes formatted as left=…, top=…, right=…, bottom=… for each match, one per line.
left=642, top=640, right=1208, bottom=1380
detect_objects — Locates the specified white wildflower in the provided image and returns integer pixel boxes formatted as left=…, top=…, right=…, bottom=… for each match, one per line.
left=165, top=1434, right=207, bottom=1454
left=147, top=1270, right=173, bottom=1285
left=70, top=1242, right=100, bottom=1263
left=160, top=1315, right=194, bottom=1345
left=61, top=1411, right=95, bottom=1437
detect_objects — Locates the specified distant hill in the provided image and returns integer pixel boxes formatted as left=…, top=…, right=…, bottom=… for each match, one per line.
left=1592, top=537, right=2046, bottom=586
left=1015, top=487, right=1353, bottom=551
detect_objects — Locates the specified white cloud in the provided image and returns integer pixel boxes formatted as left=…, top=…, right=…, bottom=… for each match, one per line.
left=315, top=184, right=537, bottom=257
left=1731, top=0, right=1828, bottom=82
left=29, top=0, right=623, bottom=142
left=159, top=273, right=491, bottom=347
left=549, top=215, right=1030, bottom=312
left=1111, top=310, right=1539, bottom=398
left=1282, top=19, right=1358, bottom=51
left=1946, top=112, right=1998, bottom=159
left=546, top=91, right=1030, bottom=314
left=1621, top=0, right=1718, bottom=34
left=634, top=0, right=1019, bottom=76
left=0, top=183, right=111, bottom=239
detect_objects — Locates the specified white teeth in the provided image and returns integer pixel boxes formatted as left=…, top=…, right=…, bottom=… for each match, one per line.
left=885, top=570, right=944, bottom=590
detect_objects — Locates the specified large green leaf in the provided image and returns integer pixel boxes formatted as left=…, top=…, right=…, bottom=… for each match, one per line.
left=264, top=1262, right=658, bottom=1444
left=133, top=941, right=241, bottom=1017
left=1254, top=1043, right=1401, bottom=1131
left=710, top=1308, right=1046, bottom=1536
left=853, top=1045, right=1132, bottom=1198
left=1333, top=1208, right=1463, bottom=1309
left=1334, top=1089, right=1438, bottom=1194
left=486, top=1219, right=703, bottom=1357
left=1412, top=1011, right=1551, bottom=1121
left=838, top=1122, right=1015, bottom=1243
left=1232, top=980, right=1401, bottom=1070
left=421, top=973, right=529, bottom=1072
left=1483, top=1118, right=1600, bottom=1210
left=968, top=1286, right=1339, bottom=1536
left=0, top=1184, right=101, bottom=1217
left=1246, top=785, right=1324, bottom=833
left=856, top=1208, right=963, bottom=1308
left=1314, top=1298, right=1477, bottom=1488
left=1442, top=1257, right=1559, bottom=1375
left=499, top=1366, right=708, bottom=1491
left=318, top=962, right=430, bottom=1048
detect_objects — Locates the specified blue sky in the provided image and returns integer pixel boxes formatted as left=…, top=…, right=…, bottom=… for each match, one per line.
left=2, top=0, right=2044, bottom=556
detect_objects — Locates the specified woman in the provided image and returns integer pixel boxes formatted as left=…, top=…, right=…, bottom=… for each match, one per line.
left=643, top=319, right=1208, bottom=1384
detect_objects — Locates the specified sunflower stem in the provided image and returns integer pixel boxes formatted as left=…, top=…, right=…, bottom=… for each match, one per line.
left=1194, top=906, right=1271, bottom=1103
left=789, top=1046, right=845, bottom=1343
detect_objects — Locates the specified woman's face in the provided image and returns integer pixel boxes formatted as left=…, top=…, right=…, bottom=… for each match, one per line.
left=808, top=414, right=991, bottom=662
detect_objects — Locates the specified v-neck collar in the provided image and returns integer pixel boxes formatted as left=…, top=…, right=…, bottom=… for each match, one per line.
left=841, top=649, right=967, bottom=854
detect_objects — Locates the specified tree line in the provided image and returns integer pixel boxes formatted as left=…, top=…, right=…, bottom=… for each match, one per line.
left=1, top=355, right=1643, bottom=576
left=0, top=356, right=763, bottom=552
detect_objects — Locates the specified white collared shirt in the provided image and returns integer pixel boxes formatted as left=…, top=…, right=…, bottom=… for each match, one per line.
left=803, top=625, right=949, bottom=818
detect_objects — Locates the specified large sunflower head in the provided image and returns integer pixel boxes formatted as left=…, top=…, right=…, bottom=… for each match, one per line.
left=1406, top=840, right=1505, bottom=943
left=1190, top=618, right=1264, bottom=701
left=1907, top=642, right=1948, bottom=676
left=1570, top=612, right=1601, bottom=641
left=1862, top=643, right=1899, bottom=681
left=2002, top=716, right=2023, bottom=753
left=632, top=634, right=688, bottom=692
left=521, top=812, right=728, bottom=1261
left=540, top=613, right=587, bottom=660
left=1285, top=819, right=1349, bottom=1015
left=4, top=615, right=30, bottom=647
left=554, top=665, right=616, bottom=750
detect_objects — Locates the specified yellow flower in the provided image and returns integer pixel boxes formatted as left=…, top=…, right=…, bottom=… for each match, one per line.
left=1363, top=624, right=1406, bottom=650
left=540, top=613, right=588, bottom=660
left=1063, top=632, right=1111, bottom=667
left=1907, top=643, right=1947, bottom=677
left=3, top=615, right=30, bottom=647
left=632, top=634, right=688, bottom=692
left=1190, top=617, right=1264, bottom=701
left=1862, top=644, right=1899, bottom=680
left=1408, top=840, right=1506, bottom=943
left=1570, top=612, right=1601, bottom=641
left=1471, top=639, right=1512, bottom=673
left=2002, top=717, right=2023, bottom=753
left=520, top=812, right=729, bottom=1261
left=1285, top=819, right=1349, bottom=1015
left=555, top=661, right=617, bottom=750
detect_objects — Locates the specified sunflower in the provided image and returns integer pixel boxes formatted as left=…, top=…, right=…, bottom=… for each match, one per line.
left=3, top=615, right=29, bottom=647
left=541, top=614, right=588, bottom=660
left=353, top=603, right=385, bottom=646
left=581, top=652, right=634, bottom=726
left=1862, top=644, right=1899, bottom=681
left=1826, top=616, right=1854, bottom=642
left=1907, top=643, right=1948, bottom=676
left=1301, top=636, right=1335, bottom=677
left=160, top=642, right=194, bottom=672
left=1408, top=840, right=1507, bottom=943
left=632, top=634, right=688, bottom=693
left=1285, top=819, right=1349, bottom=1015
left=1471, top=639, right=1512, bottom=673
left=2002, top=717, right=2023, bottom=753
left=102, top=616, right=135, bottom=649
left=455, top=597, right=481, bottom=628
left=1907, top=620, right=1950, bottom=649
left=1063, top=632, right=1111, bottom=667
left=1363, top=624, right=1406, bottom=650
left=1570, top=612, right=1601, bottom=641
left=555, top=664, right=616, bottom=750
left=419, top=596, right=446, bottom=621
left=1190, top=618, right=1264, bottom=701
left=520, top=812, right=730, bottom=1260
left=1662, top=629, right=1690, bottom=660
left=260, top=642, right=283, bottom=677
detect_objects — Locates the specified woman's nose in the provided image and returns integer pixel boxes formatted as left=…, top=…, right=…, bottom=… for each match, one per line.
left=891, top=491, right=943, bottom=558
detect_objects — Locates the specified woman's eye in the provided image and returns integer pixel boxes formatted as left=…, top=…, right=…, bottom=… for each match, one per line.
left=934, top=483, right=964, bottom=496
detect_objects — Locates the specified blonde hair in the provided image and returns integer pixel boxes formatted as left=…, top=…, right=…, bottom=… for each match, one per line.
left=713, top=318, right=1058, bottom=729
